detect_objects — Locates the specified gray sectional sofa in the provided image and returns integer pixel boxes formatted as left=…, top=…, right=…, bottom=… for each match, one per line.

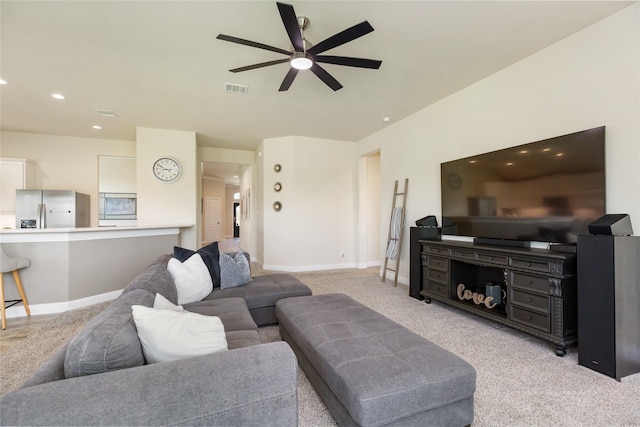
left=0, top=252, right=312, bottom=426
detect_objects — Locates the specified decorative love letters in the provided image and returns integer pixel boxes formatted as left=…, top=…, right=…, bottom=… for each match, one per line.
left=456, top=283, right=498, bottom=309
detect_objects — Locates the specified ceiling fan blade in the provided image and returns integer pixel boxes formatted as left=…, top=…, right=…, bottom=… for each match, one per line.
left=217, top=34, right=291, bottom=56
left=277, top=2, right=304, bottom=52
left=308, top=21, right=374, bottom=55
left=230, top=58, right=291, bottom=73
left=310, top=63, right=343, bottom=91
left=279, top=68, right=299, bottom=91
left=315, top=55, right=382, bottom=69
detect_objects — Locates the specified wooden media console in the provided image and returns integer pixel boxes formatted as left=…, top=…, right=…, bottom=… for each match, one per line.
left=419, top=239, right=577, bottom=356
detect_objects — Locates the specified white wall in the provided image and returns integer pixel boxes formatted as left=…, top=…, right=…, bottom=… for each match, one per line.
left=0, top=131, right=135, bottom=227
left=136, top=127, right=198, bottom=248
left=262, top=136, right=359, bottom=271
left=358, top=3, right=640, bottom=284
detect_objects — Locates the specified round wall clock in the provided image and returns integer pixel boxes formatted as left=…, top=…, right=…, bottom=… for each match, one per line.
left=153, top=157, right=181, bottom=182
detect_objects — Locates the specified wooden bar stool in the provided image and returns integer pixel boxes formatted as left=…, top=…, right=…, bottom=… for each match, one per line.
left=0, top=247, right=31, bottom=330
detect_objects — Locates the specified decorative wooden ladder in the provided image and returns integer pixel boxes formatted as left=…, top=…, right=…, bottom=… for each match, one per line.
left=382, top=178, right=408, bottom=287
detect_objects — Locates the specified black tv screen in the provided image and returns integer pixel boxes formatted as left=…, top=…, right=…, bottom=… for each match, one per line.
left=441, top=126, right=605, bottom=244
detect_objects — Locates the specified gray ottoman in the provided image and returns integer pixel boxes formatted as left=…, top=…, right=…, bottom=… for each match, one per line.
left=276, top=293, right=476, bottom=427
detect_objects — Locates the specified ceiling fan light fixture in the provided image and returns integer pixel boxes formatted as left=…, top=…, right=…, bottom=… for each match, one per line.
left=290, top=52, right=313, bottom=70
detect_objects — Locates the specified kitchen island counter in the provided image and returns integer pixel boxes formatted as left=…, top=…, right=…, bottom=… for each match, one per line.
left=0, top=225, right=191, bottom=317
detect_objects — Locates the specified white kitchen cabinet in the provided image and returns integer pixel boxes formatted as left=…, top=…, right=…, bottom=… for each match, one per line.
left=0, top=158, right=35, bottom=228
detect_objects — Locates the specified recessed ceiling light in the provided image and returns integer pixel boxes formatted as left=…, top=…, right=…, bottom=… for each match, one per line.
left=520, top=150, right=528, bottom=154
left=0, top=79, right=7, bottom=85
left=52, top=93, right=65, bottom=100
left=92, top=125, right=102, bottom=130
left=382, top=116, right=391, bottom=123
left=556, top=153, right=564, bottom=157
left=506, top=162, right=514, bottom=166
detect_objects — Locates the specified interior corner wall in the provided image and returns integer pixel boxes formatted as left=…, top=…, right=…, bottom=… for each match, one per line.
left=358, top=3, right=640, bottom=285
left=262, top=136, right=358, bottom=271
left=136, top=127, right=198, bottom=249
left=366, top=152, right=381, bottom=266
left=250, top=143, right=264, bottom=263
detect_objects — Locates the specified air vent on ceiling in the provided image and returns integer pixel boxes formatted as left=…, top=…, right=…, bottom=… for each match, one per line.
left=224, top=83, right=248, bottom=95
left=96, top=109, right=117, bottom=117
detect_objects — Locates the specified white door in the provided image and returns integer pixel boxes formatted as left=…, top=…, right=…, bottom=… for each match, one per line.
left=203, top=197, right=221, bottom=244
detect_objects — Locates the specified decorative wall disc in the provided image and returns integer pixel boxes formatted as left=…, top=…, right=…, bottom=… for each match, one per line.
left=274, top=163, right=282, bottom=173
left=273, top=201, right=282, bottom=212
left=274, top=182, right=282, bottom=192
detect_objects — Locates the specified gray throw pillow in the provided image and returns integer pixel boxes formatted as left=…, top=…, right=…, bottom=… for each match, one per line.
left=219, top=252, right=252, bottom=289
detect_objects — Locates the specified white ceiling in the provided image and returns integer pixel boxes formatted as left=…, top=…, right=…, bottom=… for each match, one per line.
left=0, top=1, right=632, bottom=183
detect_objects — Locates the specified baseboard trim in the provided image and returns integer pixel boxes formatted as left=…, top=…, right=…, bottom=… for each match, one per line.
left=4, top=289, right=121, bottom=319
left=262, top=262, right=359, bottom=272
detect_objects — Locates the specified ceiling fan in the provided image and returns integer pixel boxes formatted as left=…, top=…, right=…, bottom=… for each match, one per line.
left=216, top=2, right=382, bottom=92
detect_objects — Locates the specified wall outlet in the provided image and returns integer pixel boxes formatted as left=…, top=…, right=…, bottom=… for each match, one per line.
left=341, top=251, right=345, bottom=258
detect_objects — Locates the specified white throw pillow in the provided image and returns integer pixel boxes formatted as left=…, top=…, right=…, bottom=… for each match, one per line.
left=167, top=254, right=213, bottom=304
left=131, top=305, right=228, bottom=364
left=153, top=293, right=184, bottom=312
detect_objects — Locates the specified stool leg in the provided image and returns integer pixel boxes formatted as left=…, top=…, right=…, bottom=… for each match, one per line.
left=12, top=270, right=31, bottom=316
left=0, top=274, right=6, bottom=330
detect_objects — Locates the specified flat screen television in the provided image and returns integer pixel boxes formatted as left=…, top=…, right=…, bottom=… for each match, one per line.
left=441, top=126, right=605, bottom=245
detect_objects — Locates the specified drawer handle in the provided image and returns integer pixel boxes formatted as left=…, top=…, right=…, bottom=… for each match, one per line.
left=526, top=262, right=532, bottom=266
left=526, top=315, right=533, bottom=320
left=527, top=298, right=533, bottom=303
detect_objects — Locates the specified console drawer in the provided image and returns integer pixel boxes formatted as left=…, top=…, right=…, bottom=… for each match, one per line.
left=427, top=246, right=449, bottom=256
left=477, top=253, right=508, bottom=265
left=427, top=268, right=448, bottom=284
left=450, top=249, right=476, bottom=261
left=510, top=257, right=550, bottom=273
left=426, top=280, right=448, bottom=297
left=511, top=272, right=549, bottom=294
left=510, top=306, right=550, bottom=332
left=510, top=289, right=549, bottom=313
left=427, top=256, right=448, bottom=271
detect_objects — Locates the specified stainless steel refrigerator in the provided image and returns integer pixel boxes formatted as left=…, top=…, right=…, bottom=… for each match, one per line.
left=15, top=190, right=90, bottom=228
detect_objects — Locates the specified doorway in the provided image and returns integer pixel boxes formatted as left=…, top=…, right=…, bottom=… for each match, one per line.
left=203, top=197, right=222, bottom=244
left=233, top=202, right=240, bottom=238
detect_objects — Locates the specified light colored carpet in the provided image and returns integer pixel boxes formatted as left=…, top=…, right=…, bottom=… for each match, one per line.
left=2, top=266, right=639, bottom=426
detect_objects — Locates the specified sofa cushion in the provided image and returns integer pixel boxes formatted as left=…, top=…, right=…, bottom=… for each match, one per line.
left=184, top=297, right=258, bottom=333
left=224, top=330, right=262, bottom=349
left=132, top=305, right=228, bottom=363
left=205, top=274, right=312, bottom=311
left=183, top=298, right=261, bottom=350
left=167, top=255, right=213, bottom=304
left=174, top=242, right=221, bottom=288
left=220, top=252, right=252, bottom=289
left=121, top=254, right=178, bottom=304
left=64, top=289, right=154, bottom=378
